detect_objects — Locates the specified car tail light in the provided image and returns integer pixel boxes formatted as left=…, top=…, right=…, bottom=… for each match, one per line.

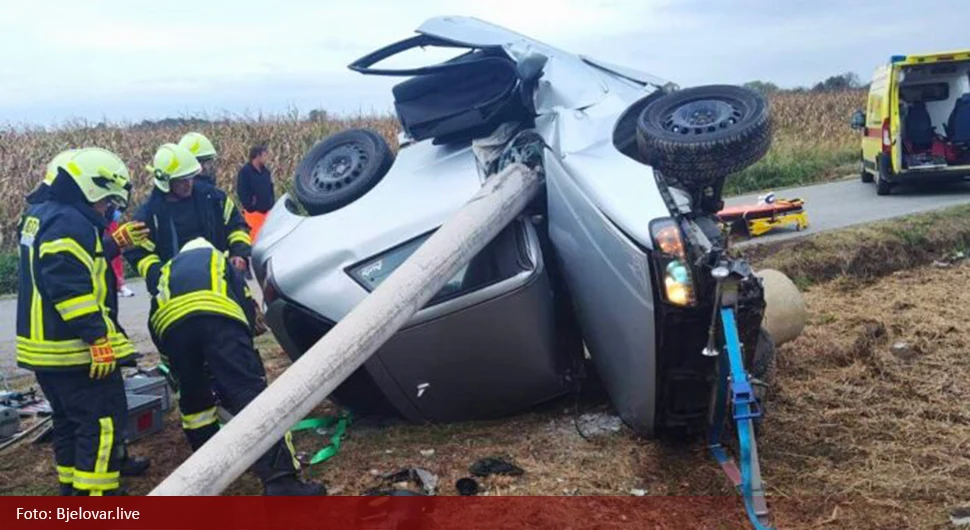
left=881, top=118, right=891, bottom=154
left=650, top=219, right=695, bottom=307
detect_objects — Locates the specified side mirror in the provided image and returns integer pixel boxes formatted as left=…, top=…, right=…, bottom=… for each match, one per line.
left=850, top=110, right=866, bottom=130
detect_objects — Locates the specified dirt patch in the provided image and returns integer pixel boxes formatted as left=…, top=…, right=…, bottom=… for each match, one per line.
left=740, top=204, right=970, bottom=286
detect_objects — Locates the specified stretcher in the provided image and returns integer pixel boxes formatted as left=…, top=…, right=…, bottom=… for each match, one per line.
left=717, top=194, right=808, bottom=237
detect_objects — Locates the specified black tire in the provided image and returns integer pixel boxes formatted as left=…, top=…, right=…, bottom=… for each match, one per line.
left=293, top=129, right=394, bottom=215
left=635, top=85, right=772, bottom=189
left=876, top=154, right=893, bottom=196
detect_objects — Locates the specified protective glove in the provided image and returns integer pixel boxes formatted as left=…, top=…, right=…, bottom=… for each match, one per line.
left=111, top=221, right=150, bottom=249
left=89, top=338, right=116, bottom=380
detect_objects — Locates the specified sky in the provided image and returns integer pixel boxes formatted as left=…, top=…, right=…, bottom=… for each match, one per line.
left=2, top=0, right=968, bottom=126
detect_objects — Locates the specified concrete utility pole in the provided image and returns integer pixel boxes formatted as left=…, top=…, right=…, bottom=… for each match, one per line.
left=150, top=163, right=542, bottom=495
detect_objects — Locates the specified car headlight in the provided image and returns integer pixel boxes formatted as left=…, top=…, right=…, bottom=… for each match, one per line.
left=650, top=219, right=695, bottom=307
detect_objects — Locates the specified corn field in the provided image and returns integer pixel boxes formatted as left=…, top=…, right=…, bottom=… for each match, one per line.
left=0, top=90, right=866, bottom=250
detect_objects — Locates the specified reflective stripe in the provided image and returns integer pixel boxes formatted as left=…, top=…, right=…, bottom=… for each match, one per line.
left=284, top=431, right=301, bottom=470
left=54, top=294, right=98, bottom=321
left=150, top=291, right=248, bottom=336
left=28, top=246, right=44, bottom=341
left=91, top=256, right=115, bottom=335
left=223, top=198, right=234, bottom=224
left=157, top=262, right=172, bottom=304
left=16, top=334, right=134, bottom=368
left=210, top=249, right=227, bottom=296
left=95, top=417, right=113, bottom=477
left=38, top=239, right=94, bottom=270
left=137, top=255, right=161, bottom=278
left=182, top=407, right=219, bottom=430
left=57, top=465, right=75, bottom=485
left=227, top=230, right=251, bottom=247
left=72, top=470, right=119, bottom=491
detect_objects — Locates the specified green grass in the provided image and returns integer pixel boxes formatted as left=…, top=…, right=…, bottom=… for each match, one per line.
left=0, top=252, right=16, bottom=295
left=724, top=144, right=858, bottom=196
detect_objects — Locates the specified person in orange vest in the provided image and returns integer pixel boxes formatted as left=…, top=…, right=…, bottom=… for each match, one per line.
left=235, top=144, right=275, bottom=243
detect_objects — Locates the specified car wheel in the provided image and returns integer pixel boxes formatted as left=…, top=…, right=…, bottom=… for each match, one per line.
left=635, top=85, right=772, bottom=190
left=293, top=129, right=395, bottom=215
left=876, top=154, right=893, bottom=196
left=861, top=158, right=874, bottom=183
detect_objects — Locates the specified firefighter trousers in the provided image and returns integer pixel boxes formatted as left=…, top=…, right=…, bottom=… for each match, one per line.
left=158, top=315, right=299, bottom=484
left=34, top=369, right=127, bottom=495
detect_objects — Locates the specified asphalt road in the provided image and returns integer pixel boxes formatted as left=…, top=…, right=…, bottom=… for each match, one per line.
left=725, top=177, right=970, bottom=246
left=3, top=177, right=970, bottom=384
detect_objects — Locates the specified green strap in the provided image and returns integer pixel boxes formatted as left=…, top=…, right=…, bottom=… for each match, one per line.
left=291, top=413, right=351, bottom=465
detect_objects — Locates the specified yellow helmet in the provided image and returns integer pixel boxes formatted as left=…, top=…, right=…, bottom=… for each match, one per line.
left=43, top=149, right=78, bottom=185
left=178, top=132, right=217, bottom=161
left=52, top=148, right=132, bottom=207
left=149, top=143, right=202, bottom=192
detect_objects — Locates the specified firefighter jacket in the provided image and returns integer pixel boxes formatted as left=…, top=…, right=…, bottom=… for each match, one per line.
left=124, top=182, right=251, bottom=296
left=16, top=201, right=135, bottom=371
left=148, top=245, right=257, bottom=340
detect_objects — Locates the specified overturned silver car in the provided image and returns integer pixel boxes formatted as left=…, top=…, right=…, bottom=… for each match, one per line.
left=252, top=16, right=773, bottom=438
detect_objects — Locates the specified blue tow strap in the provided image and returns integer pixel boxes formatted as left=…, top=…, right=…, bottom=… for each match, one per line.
left=708, top=307, right=775, bottom=530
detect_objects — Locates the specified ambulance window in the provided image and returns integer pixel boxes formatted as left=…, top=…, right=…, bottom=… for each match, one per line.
left=900, top=83, right=948, bottom=103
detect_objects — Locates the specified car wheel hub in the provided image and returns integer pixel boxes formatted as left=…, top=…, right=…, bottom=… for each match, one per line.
left=309, top=143, right=369, bottom=194
left=663, top=99, right=743, bottom=135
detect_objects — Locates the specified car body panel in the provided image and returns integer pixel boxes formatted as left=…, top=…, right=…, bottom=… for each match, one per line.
left=253, top=16, right=687, bottom=436
left=544, top=154, right=658, bottom=434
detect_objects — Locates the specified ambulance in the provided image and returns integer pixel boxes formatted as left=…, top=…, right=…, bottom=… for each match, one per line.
left=852, top=50, right=970, bottom=195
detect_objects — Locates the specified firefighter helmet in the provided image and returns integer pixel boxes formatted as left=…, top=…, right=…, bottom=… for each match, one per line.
left=149, top=143, right=202, bottom=192
left=178, top=132, right=217, bottom=161
left=52, top=148, right=132, bottom=207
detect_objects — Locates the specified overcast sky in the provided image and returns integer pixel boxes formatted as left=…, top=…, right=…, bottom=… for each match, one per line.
left=2, top=0, right=968, bottom=126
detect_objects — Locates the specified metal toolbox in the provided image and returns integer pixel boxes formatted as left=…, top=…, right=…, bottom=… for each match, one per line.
left=124, top=393, right=164, bottom=443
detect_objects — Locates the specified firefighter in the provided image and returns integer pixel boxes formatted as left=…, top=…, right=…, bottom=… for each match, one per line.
left=148, top=236, right=324, bottom=496
left=124, top=143, right=251, bottom=297
left=16, top=148, right=138, bottom=496
left=25, top=151, right=153, bottom=479
left=177, top=132, right=218, bottom=187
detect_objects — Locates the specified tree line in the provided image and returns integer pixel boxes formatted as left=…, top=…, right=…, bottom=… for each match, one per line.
left=744, top=72, right=866, bottom=95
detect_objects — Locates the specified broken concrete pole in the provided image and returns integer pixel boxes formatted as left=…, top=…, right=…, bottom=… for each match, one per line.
left=756, top=269, right=807, bottom=345
left=149, top=163, right=543, bottom=495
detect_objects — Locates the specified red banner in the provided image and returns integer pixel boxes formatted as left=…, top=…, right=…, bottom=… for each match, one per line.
left=0, top=496, right=759, bottom=529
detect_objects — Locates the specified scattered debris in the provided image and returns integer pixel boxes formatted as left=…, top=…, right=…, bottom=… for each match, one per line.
left=419, top=449, right=435, bottom=457
left=456, top=477, right=480, bottom=496
left=933, top=260, right=951, bottom=268
left=369, top=469, right=381, bottom=477
left=950, top=507, right=970, bottom=527
left=890, top=341, right=917, bottom=361
left=469, top=457, right=525, bottom=478
left=369, top=468, right=439, bottom=496
left=630, top=488, right=648, bottom=496
left=575, top=412, right=623, bottom=437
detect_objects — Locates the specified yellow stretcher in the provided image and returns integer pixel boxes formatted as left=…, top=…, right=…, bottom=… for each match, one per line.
left=717, top=197, right=809, bottom=237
